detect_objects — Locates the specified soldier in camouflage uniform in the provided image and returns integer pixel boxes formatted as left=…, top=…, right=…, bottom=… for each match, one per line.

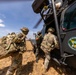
left=6, top=27, right=29, bottom=75
left=40, top=28, right=59, bottom=72
left=35, top=31, right=43, bottom=62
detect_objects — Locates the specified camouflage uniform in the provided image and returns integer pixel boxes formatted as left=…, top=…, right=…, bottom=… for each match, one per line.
left=1, top=36, right=7, bottom=48
left=6, top=27, right=29, bottom=75
left=35, top=31, right=43, bottom=62
left=40, top=28, right=59, bottom=71
left=6, top=32, right=16, bottom=50
left=6, top=52, right=22, bottom=75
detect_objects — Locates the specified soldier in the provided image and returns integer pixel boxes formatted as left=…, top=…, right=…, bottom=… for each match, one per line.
left=40, top=28, right=59, bottom=72
left=55, top=0, right=63, bottom=10
left=43, top=0, right=63, bottom=10
left=6, top=32, right=16, bottom=50
left=35, top=31, right=43, bottom=62
left=6, top=27, right=29, bottom=75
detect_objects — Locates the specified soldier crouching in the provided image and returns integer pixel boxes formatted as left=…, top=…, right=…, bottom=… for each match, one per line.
left=6, top=27, right=29, bottom=75
left=40, top=28, right=59, bottom=72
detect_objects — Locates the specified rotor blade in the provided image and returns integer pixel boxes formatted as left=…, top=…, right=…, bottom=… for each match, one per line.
left=33, top=18, right=42, bottom=28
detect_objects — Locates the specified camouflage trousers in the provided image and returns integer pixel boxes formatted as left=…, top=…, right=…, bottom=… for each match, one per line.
left=6, top=52, right=22, bottom=75
left=41, top=45, right=51, bottom=70
left=44, top=52, right=51, bottom=71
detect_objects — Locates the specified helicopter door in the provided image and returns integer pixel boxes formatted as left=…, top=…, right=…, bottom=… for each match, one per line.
left=60, top=2, right=76, bottom=55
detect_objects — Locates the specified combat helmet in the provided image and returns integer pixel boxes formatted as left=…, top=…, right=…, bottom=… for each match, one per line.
left=11, top=32, right=15, bottom=35
left=37, top=31, right=41, bottom=35
left=20, top=27, right=29, bottom=34
left=47, top=27, right=55, bottom=33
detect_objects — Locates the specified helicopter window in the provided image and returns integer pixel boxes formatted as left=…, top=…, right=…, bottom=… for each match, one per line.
left=63, top=3, right=76, bottom=30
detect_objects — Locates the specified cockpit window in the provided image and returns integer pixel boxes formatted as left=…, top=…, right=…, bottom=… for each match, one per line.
left=63, top=3, right=76, bottom=30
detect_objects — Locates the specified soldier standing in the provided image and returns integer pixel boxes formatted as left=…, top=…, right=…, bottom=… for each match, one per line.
left=6, top=27, right=29, bottom=75
left=35, top=31, right=43, bottom=62
left=40, top=28, right=59, bottom=72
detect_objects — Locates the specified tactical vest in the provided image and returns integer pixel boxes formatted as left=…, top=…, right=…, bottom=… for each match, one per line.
left=41, top=33, right=55, bottom=52
left=13, top=33, right=26, bottom=52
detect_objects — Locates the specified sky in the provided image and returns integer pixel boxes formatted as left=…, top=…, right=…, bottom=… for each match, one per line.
left=0, top=0, right=44, bottom=39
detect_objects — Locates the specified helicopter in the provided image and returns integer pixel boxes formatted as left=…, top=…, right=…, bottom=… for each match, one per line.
left=0, top=0, right=32, bottom=1
left=32, top=0, right=76, bottom=69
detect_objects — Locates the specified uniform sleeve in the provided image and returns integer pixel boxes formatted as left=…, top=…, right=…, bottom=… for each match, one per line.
left=43, top=34, right=47, bottom=41
left=21, top=35, right=26, bottom=41
left=41, top=34, right=48, bottom=46
left=13, top=35, right=21, bottom=43
left=53, top=35, right=59, bottom=49
left=13, top=36, right=19, bottom=43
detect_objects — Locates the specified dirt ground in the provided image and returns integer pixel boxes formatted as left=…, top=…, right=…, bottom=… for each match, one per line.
left=0, top=40, right=76, bottom=75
